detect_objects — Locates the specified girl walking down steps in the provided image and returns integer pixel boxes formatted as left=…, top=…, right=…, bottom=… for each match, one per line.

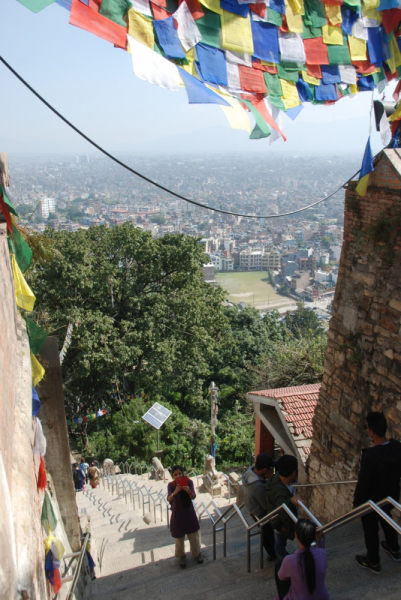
left=167, top=465, right=203, bottom=569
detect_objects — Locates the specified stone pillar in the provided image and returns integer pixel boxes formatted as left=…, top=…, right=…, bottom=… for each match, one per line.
left=309, top=149, right=401, bottom=521
left=37, top=337, right=81, bottom=551
left=255, top=414, right=275, bottom=458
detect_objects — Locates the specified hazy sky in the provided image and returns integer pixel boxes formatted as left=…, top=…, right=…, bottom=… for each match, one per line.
left=1, top=0, right=397, bottom=157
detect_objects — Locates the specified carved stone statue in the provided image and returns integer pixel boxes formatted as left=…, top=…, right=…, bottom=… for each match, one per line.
left=203, top=454, right=219, bottom=482
left=152, top=456, right=167, bottom=481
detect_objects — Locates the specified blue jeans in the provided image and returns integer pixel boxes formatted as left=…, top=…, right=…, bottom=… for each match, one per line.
left=274, top=530, right=288, bottom=561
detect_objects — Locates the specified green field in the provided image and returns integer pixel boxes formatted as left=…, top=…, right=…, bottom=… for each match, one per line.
left=216, top=271, right=288, bottom=310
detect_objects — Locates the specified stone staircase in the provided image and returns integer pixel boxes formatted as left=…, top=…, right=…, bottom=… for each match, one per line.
left=76, top=474, right=401, bottom=600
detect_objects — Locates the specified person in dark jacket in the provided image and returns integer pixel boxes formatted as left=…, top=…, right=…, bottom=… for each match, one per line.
left=242, top=452, right=276, bottom=560
left=265, top=455, right=300, bottom=561
left=354, top=412, right=401, bottom=574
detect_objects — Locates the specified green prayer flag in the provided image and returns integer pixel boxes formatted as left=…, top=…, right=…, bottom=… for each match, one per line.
left=11, top=224, right=33, bottom=273
left=41, top=491, right=57, bottom=532
left=250, top=122, right=271, bottom=140
left=343, top=0, right=361, bottom=8
left=196, top=9, right=221, bottom=49
left=241, top=99, right=271, bottom=136
left=327, top=36, right=352, bottom=65
left=15, top=0, right=56, bottom=13
left=264, top=72, right=283, bottom=96
left=26, top=318, right=48, bottom=355
left=277, top=64, right=300, bottom=82
left=397, top=66, right=401, bottom=78
left=267, top=8, right=283, bottom=26
left=99, top=0, right=131, bottom=27
left=304, top=0, right=327, bottom=28
left=166, top=0, right=179, bottom=12
left=267, top=94, right=286, bottom=111
left=0, top=185, right=18, bottom=216
left=154, top=38, right=164, bottom=56
left=372, top=68, right=385, bottom=86
left=302, top=23, right=322, bottom=39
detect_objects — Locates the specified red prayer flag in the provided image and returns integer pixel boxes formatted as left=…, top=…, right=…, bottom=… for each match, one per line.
left=307, top=63, right=322, bottom=78
left=304, top=37, right=329, bottom=65
left=253, top=61, right=278, bottom=74
left=252, top=98, right=287, bottom=141
left=393, top=80, right=401, bottom=102
left=323, top=0, right=343, bottom=5
left=354, top=59, right=376, bottom=75
left=88, top=0, right=101, bottom=11
left=70, top=0, right=127, bottom=48
left=151, top=2, right=171, bottom=19
left=381, top=8, right=401, bottom=34
left=280, top=16, right=289, bottom=33
left=250, top=3, right=266, bottom=17
left=0, top=193, right=13, bottom=235
left=179, top=0, right=204, bottom=19
left=238, top=65, right=267, bottom=94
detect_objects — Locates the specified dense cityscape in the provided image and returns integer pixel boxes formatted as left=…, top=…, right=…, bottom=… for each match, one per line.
left=9, top=152, right=361, bottom=306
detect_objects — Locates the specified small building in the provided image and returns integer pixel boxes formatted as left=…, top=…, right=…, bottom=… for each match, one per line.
left=247, top=383, right=321, bottom=482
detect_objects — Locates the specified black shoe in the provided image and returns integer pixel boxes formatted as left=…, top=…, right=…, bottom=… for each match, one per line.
left=355, top=555, right=382, bottom=574
left=179, top=555, right=186, bottom=569
left=381, top=541, right=401, bottom=562
left=195, top=553, right=203, bottom=564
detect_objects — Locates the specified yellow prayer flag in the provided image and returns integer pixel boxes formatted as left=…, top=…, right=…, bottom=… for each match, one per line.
left=288, top=0, right=304, bottom=15
left=302, top=71, right=320, bottom=85
left=363, top=6, right=382, bottom=23
left=260, top=61, right=276, bottom=67
left=356, top=174, right=370, bottom=197
left=387, top=36, right=401, bottom=75
left=200, top=0, right=222, bottom=15
left=280, top=79, right=300, bottom=109
left=363, top=0, right=379, bottom=9
left=285, top=0, right=303, bottom=33
left=322, top=25, right=344, bottom=45
left=12, top=254, right=35, bottom=312
left=212, top=88, right=251, bottom=133
left=348, top=35, right=367, bottom=61
left=180, top=48, right=198, bottom=78
left=128, top=9, right=154, bottom=50
left=31, top=351, right=45, bottom=387
left=220, top=10, right=254, bottom=56
left=389, top=102, right=401, bottom=122
left=325, top=5, right=342, bottom=26
left=349, top=83, right=359, bottom=95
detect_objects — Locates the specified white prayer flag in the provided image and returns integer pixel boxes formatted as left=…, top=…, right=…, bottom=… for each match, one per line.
left=127, top=35, right=180, bottom=91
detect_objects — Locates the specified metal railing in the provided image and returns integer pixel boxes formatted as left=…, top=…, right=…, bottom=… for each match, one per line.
left=63, top=532, right=90, bottom=600
left=296, top=479, right=358, bottom=489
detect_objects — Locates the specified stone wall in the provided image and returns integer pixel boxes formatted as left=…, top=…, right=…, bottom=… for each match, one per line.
left=308, top=149, right=401, bottom=522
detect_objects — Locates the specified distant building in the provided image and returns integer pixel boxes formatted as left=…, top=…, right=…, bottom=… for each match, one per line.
left=295, top=230, right=304, bottom=242
left=240, top=250, right=263, bottom=271
left=40, top=197, right=55, bottom=219
left=202, top=263, right=217, bottom=284
left=262, top=250, right=281, bottom=271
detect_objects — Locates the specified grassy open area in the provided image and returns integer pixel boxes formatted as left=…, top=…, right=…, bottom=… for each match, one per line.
left=216, top=271, right=289, bottom=310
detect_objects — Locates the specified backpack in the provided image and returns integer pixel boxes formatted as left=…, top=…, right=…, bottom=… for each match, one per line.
left=73, top=469, right=82, bottom=483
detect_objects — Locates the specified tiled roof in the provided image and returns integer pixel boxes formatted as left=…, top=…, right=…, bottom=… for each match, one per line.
left=249, top=383, right=322, bottom=465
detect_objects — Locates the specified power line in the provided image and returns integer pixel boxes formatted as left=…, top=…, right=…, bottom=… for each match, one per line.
left=0, top=55, right=361, bottom=220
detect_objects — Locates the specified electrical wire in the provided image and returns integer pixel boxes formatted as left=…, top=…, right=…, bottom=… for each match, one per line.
left=0, top=55, right=361, bottom=220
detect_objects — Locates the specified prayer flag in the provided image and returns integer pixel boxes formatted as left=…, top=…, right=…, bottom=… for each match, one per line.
left=70, top=0, right=127, bottom=47
left=253, top=97, right=287, bottom=139
left=251, top=20, right=279, bottom=63
left=32, top=388, right=41, bottom=417
left=280, top=78, right=301, bottom=108
left=241, top=98, right=271, bottom=136
left=16, top=0, right=56, bottom=12
left=173, top=2, right=203, bottom=51
left=128, top=9, right=154, bottom=48
left=153, top=16, right=187, bottom=59
left=221, top=10, right=254, bottom=55
left=356, top=137, right=374, bottom=196
left=196, top=8, right=221, bottom=48
left=197, top=43, right=228, bottom=85
left=31, top=352, right=45, bottom=387
left=26, top=318, right=48, bottom=355
left=99, top=0, right=130, bottom=27
left=218, top=92, right=251, bottom=132
left=322, top=25, right=344, bottom=45
left=12, top=255, right=35, bottom=312
left=179, top=68, right=230, bottom=103
left=127, top=34, right=180, bottom=90
left=278, top=31, right=306, bottom=63
left=238, top=65, right=267, bottom=92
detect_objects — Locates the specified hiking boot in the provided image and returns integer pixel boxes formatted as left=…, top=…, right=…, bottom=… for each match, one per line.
left=179, top=555, right=186, bottom=568
left=381, top=541, right=401, bottom=562
left=195, top=553, right=203, bottom=564
left=355, top=555, right=382, bottom=574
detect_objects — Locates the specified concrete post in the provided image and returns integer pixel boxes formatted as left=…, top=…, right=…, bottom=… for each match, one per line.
left=255, top=414, right=275, bottom=458
left=37, top=337, right=81, bottom=551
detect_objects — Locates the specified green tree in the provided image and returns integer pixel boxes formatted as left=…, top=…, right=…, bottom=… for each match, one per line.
left=321, top=235, right=332, bottom=249
left=28, top=224, right=227, bottom=423
left=64, top=206, right=84, bottom=221
left=284, top=302, right=326, bottom=339
left=150, top=213, right=166, bottom=225
left=16, top=203, right=33, bottom=216
left=198, top=222, right=209, bottom=231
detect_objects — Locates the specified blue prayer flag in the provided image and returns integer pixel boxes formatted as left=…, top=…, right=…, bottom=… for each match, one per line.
left=196, top=43, right=228, bottom=86
left=367, top=26, right=391, bottom=66
left=32, top=387, right=41, bottom=416
left=154, top=17, right=186, bottom=60
left=360, top=137, right=374, bottom=179
left=321, top=65, right=341, bottom=85
left=358, top=75, right=375, bottom=91
left=179, top=68, right=230, bottom=105
left=315, top=82, right=337, bottom=101
left=285, top=104, right=304, bottom=120
left=220, top=0, right=249, bottom=17
left=340, top=6, right=359, bottom=36
left=251, top=20, right=279, bottom=63
left=269, top=0, right=286, bottom=15
left=296, top=78, right=313, bottom=102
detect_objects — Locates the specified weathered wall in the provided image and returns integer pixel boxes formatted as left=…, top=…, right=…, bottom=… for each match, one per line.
left=308, top=149, right=401, bottom=521
left=38, top=337, right=81, bottom=552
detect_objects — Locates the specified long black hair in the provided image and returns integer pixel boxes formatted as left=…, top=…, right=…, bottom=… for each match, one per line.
left=296, top=519, right=317, bottom=594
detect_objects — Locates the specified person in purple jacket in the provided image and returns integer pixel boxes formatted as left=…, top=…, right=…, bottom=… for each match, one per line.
left=167, top=465, right=203, bottom=569
left=274, top=519, right=329, bottom=600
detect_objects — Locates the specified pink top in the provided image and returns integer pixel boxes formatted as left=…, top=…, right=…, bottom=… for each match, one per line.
left=278, top=546, right=329, bottom=600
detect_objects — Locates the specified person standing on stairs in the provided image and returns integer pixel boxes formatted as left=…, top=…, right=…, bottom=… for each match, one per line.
left=73, top=463, right=85, bottom=492
left=88, top=462, right=100, bottom=489
left=242, top=452, right=276, bottom=561
left=354, top=411, right=401, bottom=574
left=265, top=455, right=300, bottom=561
left=167, top=465, right=203, bottom=569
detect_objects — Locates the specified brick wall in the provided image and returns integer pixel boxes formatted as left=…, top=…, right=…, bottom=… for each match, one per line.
left=308, top=149, right=401, bottom=521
